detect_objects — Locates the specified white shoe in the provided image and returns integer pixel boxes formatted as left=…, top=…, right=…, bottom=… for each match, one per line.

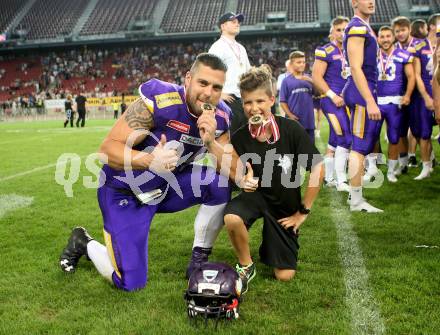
left=350, top=200, right=383, bottom=213
left=387, top=173, right=398, bottom=183
left=414, top=169, right=431, bottom=180
left=336, top=182, right=350, bottom=192
left=324, top=179, right=337, bottom=188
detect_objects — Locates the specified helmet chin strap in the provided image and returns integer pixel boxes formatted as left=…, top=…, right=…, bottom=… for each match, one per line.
left=248, top=113, right=280, bottom=144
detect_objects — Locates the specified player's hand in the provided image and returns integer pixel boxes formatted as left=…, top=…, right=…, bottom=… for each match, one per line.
left=221, top=93, right=235, bottom=104
left=424, top=95, right=434, bottom=111
left=366, top=100, right=381, bottom=120
left=332, top=95, right=345, bottom=107
left=240, top=162, right=259, bottom=192
left=289, top=113, right=299, bottom=121
left=149, top=134, right=179, bottom=173
left=435, top=107, right=440, bottom=126
left=278, top=211, right=307, bottom=234
left=197, top=103, right=217, bottom=146
left=401, top=95, right=411, bottom=106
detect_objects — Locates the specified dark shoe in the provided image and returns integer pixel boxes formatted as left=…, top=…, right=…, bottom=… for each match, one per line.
left=59, top=227, right=93, bottom=273
left=408, top=156, right=417, bottom=168
left=186, top=247, right=211, bottom=279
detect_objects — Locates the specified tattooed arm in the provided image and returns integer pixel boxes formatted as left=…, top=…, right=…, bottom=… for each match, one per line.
left=99, top=98, right=156, bottom=170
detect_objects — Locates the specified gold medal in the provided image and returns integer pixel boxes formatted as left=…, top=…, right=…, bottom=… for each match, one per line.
left=341, top=70, right=348, bottom=79
left=381, top=72, right=387, bottom=80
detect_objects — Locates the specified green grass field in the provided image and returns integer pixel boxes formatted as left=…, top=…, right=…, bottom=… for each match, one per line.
left=1, top=119, right=439, bottom=335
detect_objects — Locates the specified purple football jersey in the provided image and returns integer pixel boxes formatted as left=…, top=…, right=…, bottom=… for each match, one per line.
left=343, top=16, right=378, bottom=83
left=377, top=48, right=413, bottom=97
left=413, top=38, right=434, bottom=93
left=279, top=75, right=315, bottom=129
left=102, top=78, right=231, bottom=191
left=314, top=42, right=348, bottom=94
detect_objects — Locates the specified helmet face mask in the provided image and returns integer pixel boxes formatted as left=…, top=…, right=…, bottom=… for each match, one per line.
left=184, top=262, right=242, bottom=327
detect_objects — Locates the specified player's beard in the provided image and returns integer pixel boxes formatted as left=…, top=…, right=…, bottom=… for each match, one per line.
left=186, top=91, right=205, bottom=117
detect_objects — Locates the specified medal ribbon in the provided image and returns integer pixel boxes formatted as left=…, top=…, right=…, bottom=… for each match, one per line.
left=248, top=114, right=280, bottom=144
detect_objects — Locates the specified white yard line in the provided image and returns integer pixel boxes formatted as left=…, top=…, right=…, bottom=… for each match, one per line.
left=0, top=155, right=83, bottom=182
left=330, top=193, right=386, bottom=335
left=0, top=194, right=33, bottom=219
left=315, top=136, right=385, bottom=334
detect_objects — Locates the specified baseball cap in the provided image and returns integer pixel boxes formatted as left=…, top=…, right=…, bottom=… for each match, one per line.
left=218, top=12, right=244, bottom=27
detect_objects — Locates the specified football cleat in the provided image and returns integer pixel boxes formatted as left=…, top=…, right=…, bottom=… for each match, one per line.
left=336, top=182, right=350, bottom=192
left=350, top=201, right=383, bottom=213
left=186, top=247, right=211, bottom=279
left=235, top=262, right=256, bottom=295
left=408, top=156, right=417, bottom=168
left=324, top=179, right=337, bottom=188
left=414, top=169, right=431, bottom=180
left=394, top=165, right=408, bottom=176
left=387, top=173, right=398, bottom=183
left=59, top=227, right=93, bottom=273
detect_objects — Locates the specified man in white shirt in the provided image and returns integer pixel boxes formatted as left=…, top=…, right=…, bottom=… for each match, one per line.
left=209, top=12, right=251, bottom=134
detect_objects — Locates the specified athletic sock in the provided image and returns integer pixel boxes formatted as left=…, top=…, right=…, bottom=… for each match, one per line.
left=388, top=159, right=398, bottom=174
left=87, top=240, right=115, bottom=282
left=335, top=146, right=349, bottom=184
left=399, top=154, right=408, bottom=167
left=193, top=203, right=227, bottom=249
left=324, top=155, right=335, bottom=182
left=349, top=186, right=363, bottom=205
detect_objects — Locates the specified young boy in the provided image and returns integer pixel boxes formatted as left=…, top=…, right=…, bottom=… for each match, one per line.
left=223, top=66, right=324, bottom=294
left=280, top=51, right=315, bottom=143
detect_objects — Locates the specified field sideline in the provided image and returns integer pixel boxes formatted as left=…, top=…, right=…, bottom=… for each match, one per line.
left=1, top=119, right=439, bottom=334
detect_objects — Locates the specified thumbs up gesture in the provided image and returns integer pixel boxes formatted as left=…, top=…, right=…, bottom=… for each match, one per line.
left=240, top=162, right=259, bottom=192
left=149, top=134, right=179, bottom=173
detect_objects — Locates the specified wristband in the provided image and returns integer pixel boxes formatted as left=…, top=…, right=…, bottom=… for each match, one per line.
left=326, top=90, right=337, bottom=100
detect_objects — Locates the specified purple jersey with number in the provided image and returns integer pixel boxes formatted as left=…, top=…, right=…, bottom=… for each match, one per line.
left=377, top=48, right=413, bottom=97
left=342, top=16, right=378, bottom=104
left=102, top=79, right=231, bottom=192
left=414, top=38, right=434, bottom=94
left=314, top=42, right=347, bottom=94
left=280, top=75, right=315, bottom=129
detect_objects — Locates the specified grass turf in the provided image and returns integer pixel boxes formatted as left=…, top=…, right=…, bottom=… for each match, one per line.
left=0, top=119, right=439, bottom=334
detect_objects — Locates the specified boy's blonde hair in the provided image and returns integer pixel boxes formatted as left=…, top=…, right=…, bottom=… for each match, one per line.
left=238, top=66, right=273, bottom=96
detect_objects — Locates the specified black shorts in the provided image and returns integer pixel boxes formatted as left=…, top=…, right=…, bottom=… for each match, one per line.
left=224, top=191, right=299, bottom=270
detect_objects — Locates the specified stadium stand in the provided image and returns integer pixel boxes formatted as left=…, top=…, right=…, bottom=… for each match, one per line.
left=16, top=0, right=89, bottom=40
left=160, top=0, right=227, bottom=33
left=80, top=0, right=158, bottom=36
left=0, top=0, right=28, bottom=34
left=237, top=0, right=318, bottom=25
left=329, top=0, right=399, bottom=24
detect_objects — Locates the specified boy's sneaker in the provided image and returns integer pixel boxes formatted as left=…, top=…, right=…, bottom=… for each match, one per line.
left=236, top=263, right=256, bottom=295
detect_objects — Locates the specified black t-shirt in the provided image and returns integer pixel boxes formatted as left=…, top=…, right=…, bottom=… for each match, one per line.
left=232, top=116, right=322, bottom=215
left=65, top=101, right=72, bottom=110
left=75, top=95, right=87, bottom=110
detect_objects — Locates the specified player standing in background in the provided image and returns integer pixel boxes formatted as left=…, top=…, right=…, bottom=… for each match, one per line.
left=343, top=0, right=383, bottom=213
left=433, top=20, right=440, bottom=129
left=411, top=16, right=439, bottom=180
left=209, top=12, right=251, bottom=135
left=280, top=51, right=315, bottom=143
left=313, top=16, right=351, bottom=191
left=372, top=26, right=415, bottom=182
left=391, top=16, right=418, bottom=174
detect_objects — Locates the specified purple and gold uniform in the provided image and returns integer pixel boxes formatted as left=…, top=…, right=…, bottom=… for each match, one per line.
left=342, top=16, right=381, bottom=155
left=314, top=42, right=351, bottom=149
left=377, top=48, right=413, bottom=144
left=279, top=75, right=315, bottom=142
left=98, top=79, right=231, bottom=291
left=395, top=38, right=419, bottom=138
left=412, top=38, right=435, bottom=139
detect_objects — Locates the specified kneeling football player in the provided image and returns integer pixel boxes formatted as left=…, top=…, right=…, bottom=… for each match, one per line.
left=223, top=66, right=324, bottom=294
